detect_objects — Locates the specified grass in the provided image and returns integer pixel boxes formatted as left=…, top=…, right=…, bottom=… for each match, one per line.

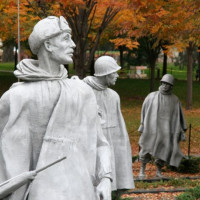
left=176, top=186, right=200, bottom=200
left=120, top=62, right=196, bottom=81
left=113, top=78, right=200, bottom=108
left=0, top=62, right=16, bottom=71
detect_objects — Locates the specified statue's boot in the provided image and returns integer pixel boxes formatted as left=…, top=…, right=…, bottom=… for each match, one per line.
left=156, top=165, right=164, bottom=178
left=138, top=163, right=146, bottom=179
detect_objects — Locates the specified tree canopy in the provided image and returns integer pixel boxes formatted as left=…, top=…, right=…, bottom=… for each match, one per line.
left=1, top=0, right=200, bottom=108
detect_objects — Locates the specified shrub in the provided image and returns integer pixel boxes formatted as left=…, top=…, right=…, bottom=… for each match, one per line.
left=176, top=186, right=200, bottom=200
left=168, top=157, right=200, bottom=174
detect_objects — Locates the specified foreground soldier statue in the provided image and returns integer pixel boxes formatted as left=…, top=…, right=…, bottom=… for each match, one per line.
left=83, top=56, right=134, bottom=197
left=0, top=16, right=112, bottom=200
left=138, top=74, right=187, bottom=179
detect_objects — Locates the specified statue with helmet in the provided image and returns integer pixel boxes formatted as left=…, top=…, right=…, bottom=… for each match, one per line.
left=138, top=74, right=187, bottom=179
left=0, top=16, right=112, bottom=200
left=84, top=56, right=135, bottom=199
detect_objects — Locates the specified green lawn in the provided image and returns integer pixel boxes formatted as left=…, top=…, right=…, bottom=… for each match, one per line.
left=120, top=62, right=194, bottom=81
left=113, top=78, right=200, bottom=108
left=0, top=61, right=195, bottom=80
left=0, top=62, right=16, bottom=71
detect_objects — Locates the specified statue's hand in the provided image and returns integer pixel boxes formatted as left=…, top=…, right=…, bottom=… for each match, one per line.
left=96, top=178, right=111, bottom=200
left=28, top=171, right=37, bottom=180
left=181, top=133, right=186, bottom=141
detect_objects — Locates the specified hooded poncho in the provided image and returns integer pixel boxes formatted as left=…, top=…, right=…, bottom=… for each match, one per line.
left=0, top=59, right=111, bottom=200
left=83, top=76, right=134, bottom=191
left=138, top=88, right=187, bottom=167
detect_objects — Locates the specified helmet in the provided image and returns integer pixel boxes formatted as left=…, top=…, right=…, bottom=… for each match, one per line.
left=94, top=56, right=121, bottom=76
left=160, top=74, right=174, bottom=86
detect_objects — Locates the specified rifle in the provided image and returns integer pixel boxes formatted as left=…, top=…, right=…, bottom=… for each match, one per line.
left=0, top=156, right=66, bottom=199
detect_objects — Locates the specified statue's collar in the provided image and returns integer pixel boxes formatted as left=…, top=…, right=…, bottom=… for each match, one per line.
left=83, top=76, right=108, bottom=91
left=14, top=59, right=68, bottom=81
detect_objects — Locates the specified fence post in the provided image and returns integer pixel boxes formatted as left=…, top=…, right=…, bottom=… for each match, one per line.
left=188, top=123, right=192, bottom=158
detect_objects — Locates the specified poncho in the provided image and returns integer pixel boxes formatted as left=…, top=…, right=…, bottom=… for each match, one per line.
left=0, top=59, right=111, bottom=200
left=83, top=76, right=134, bottom=191
left=138, top=88, right=187, bottom=167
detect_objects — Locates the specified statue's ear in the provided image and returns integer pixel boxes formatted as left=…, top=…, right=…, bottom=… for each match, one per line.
left=44, top=40, right=52, bottom=52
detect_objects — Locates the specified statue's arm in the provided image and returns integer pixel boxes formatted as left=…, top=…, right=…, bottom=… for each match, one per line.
left=96, top=125, right=112, bottom=181
left=0, top=92, right=10, bottom=136
left=179, top=101, right=187, bottom=141
left=179, top=102, right=187, bottom=132
left=96, top=121, right=112, bottom=200
left=138, top=96, right=149, bottom=133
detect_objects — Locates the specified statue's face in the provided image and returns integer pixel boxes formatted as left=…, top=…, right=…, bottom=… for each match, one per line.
left=106, top=72, right=119, bottom=86
left=48, top=32, right=76, bottom=64
left=161, top=82, right=172, bottom=92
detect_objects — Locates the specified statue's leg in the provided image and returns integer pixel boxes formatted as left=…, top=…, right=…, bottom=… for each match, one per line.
left=155, top=159, right=165, bottom=178
left=139, top=153, right=151, bottom=179
left=139, top=162, right=146, bottom=179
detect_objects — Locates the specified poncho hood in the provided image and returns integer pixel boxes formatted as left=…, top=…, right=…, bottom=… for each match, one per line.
left=14, top=59, right=68, bottom=81
left=83, top=76, right=107, bottom=91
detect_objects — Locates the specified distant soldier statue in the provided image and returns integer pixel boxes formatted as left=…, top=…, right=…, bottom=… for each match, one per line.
left=138, top=74, right=187, bottom=179
left=84, top=56, right=134, bottom=199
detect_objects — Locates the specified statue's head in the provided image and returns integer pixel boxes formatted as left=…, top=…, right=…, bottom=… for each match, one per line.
left=28, top=16, right=76, bottom=64
left=94, top=56, right=121, bottom=86
left=160, top=74, right=174, bottom=92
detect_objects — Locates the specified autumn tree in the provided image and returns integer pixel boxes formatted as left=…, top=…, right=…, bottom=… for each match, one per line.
left=56, top=0, right=123, bottom=78
left=1, top=0, right=124, bottom=78
left=165, top=0, right=200, bottom=109
left=111, top=0, right=176, bottom=91
left=111, top=0, right=200, bottom=107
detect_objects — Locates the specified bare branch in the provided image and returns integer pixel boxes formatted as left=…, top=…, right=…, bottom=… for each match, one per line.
left=87, top=4, right=97, bottom=37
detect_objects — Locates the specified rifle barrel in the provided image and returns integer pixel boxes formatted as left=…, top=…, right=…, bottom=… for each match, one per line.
left=35, top=156, right=66, bottom=173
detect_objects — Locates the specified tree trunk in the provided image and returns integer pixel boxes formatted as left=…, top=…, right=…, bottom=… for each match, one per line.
left=73, top=42, right=87, bottom=79
left=150, top=59, right=156, bottom=92
left=119, top=46, right=124, bottom=68
left=186, top=42, right=193, bottom=110
left=127, top=50, right=131, bottom=69
left=2, top=44, right=14, bottom=62
left=198, top=47, right=200, bottom=82
left=90, top=55, right=95, bottom=76
left=162, top=53, right=168, bottom=76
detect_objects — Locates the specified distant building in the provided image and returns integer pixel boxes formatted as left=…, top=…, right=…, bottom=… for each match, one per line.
left=157, top=48, right=179, bottom=63
left=127, top=66, right=147, bottom=79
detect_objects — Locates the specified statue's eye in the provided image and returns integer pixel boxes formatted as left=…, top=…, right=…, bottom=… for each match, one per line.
left=64, top=33, right=71, bottom=40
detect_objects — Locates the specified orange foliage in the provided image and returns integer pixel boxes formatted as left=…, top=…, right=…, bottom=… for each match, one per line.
left=111, top=0, right=200, bottom=52
left=0, top=0, right=124, bottom=43
left=2, top=0, right=200, bottom=55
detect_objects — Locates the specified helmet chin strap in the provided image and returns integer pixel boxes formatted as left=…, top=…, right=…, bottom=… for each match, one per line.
left=95, top=76, right=108, bottom=87
left=105, top=75, right=113, bottom=87
left=105, top=76, right=110, bottom=86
